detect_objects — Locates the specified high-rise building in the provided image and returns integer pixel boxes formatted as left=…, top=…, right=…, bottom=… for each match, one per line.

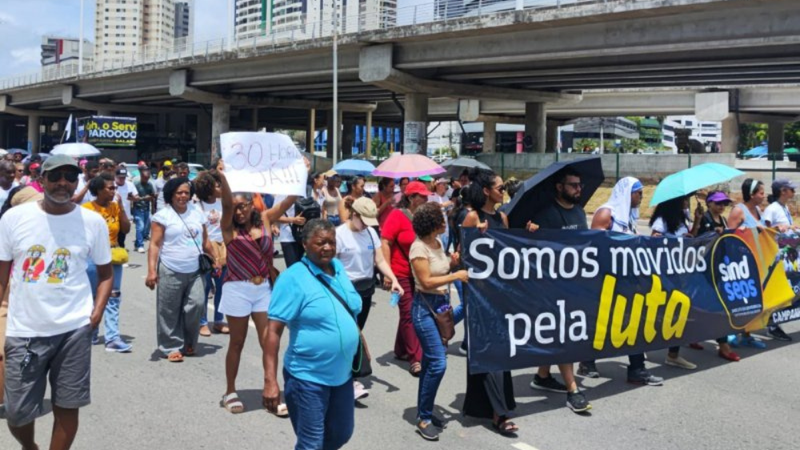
left=41, top=36, right=94, bottom=78
left=94, top=0, right=179, bottom=66
left=174, top=0, right=195, bottom=47
left=235, top=0, right=396, bottom=42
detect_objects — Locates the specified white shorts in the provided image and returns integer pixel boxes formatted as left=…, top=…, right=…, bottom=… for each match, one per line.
left=219, top=280, right=272, bottom=318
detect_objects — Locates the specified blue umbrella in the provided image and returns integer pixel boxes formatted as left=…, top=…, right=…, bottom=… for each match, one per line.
left=650, top=163, right=745, bottom=207
left=744, top=146, right=767, bottom=157
left=332, top=159, right=375, bottom=177
left=8, top=148, right=29, bottom=155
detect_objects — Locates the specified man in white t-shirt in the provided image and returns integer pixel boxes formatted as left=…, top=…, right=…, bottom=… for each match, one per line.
left=0, top=160, right=19, bottom=207
left=72, top=160, right=100, bottom=205
left=0, top=154, right=113, bottom=450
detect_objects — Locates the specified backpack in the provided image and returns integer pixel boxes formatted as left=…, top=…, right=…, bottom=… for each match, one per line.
left=290, top=189, right=321, bottom=241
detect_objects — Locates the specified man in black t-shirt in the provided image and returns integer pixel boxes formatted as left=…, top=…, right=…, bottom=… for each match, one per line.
left=527, top=167, right=592, bottom=414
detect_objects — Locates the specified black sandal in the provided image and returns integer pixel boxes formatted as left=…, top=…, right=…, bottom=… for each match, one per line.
left=492, top=418, right=519, bottom=436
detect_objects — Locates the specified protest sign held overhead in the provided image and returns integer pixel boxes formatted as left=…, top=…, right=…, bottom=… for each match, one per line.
left=462, top=227, right=795, bottom=374
left=220, top=132, right=308, bottom=196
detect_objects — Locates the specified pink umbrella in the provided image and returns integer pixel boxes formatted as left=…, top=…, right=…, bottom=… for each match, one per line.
left=372, top=154, right=445, bottom=178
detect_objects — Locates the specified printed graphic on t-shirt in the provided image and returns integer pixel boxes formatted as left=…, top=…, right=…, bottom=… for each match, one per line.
left=183, top=225, right=202, bottom=246
left=22, top=245, right=46, bottom=283
left=207, top=209, right=221, bottom=226
left=45, top=248, right=71, bottom=284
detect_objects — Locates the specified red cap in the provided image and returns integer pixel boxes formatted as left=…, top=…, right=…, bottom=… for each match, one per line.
left=29, top=163, right=41, bottom=171
left=137, top=160, right=146, bottom=167
left=404, top=181, right=432, bottom=197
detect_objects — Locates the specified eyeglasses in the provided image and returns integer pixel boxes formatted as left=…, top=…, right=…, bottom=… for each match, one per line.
left=563, top=182, right=584, bottom=190
left=494, top=185, right=506, bottom=193
left=45, top=170, right=79, bottom=183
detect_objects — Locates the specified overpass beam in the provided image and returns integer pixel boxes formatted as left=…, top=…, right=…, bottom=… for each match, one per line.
left=525, top=102, right=546, bottom=153
left=212, top=102, right=230, bottom=159
left=721, top=115, right=739, bottom=154
left=27, top=115, right=41, bottom=154
left=403, top=93, right=428, bottom=154
left=769, top=122, right=784, bottom=156
left=483, top=121, right=496, bottom=154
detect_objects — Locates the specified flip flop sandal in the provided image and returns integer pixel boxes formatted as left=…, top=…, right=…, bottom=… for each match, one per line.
left=492, top=419, right=518, bottom=436
left=167, top=351, right=184, bottom=363
left=184, top=346, right=196, bottom=357
left=268, top=403, right=289, bottom=418
left=213, top=325, right=230, bottom=334
left=221, top=393, right=245, bottom=414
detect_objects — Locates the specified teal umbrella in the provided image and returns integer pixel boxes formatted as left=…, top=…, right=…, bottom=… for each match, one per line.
left=650, top=163, right=745, bottom=207
left=784, top=147, right=800, bottom=155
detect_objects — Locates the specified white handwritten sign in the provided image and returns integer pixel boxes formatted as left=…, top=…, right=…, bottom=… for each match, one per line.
left=220, top=132, right=308, bottom=196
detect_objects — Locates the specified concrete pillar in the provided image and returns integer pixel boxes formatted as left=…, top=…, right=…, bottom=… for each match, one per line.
left=211, top=102, right=230, bottom=159
left=546, top=120, right=559, bottom=153
left=325, top=111, right=334, bottom=159
left=27, top=115, right=41, bottom=154
left=524, top=102, right=546, bottom=153
left=197, top=112, right=211, bottom=161
left=721, top=115, right=739, bottom=154
left=483, top=121, right=496, bottom=154
left=342, top=120, right=355, bottom=159
left=0, top=119, right=6, bottom=149
left=768, top=122, right=784, bottom=155
left=253, top=108, right=258, bottom=131
left=306, top=109, right=316, bottom=154
left=365, top=111, right=373, bottom=158
left=403, top=93, right=428, bottom=154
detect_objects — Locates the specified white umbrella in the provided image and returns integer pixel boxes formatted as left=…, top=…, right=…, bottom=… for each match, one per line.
left=51, top=143, right=101, bottom=157
left=0, top=149, right=7, bottom=156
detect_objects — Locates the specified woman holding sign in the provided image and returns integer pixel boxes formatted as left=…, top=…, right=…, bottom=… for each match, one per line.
left=461, top=168, right=519, bottom=435
left=216, top=165, right=303, bottom=415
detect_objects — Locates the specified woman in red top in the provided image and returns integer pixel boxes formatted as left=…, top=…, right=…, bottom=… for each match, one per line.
left=380, top=181, right=431, bottom=376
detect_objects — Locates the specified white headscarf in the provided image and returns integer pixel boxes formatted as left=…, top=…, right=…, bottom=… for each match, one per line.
left=598, top=177, right=643, bottom=234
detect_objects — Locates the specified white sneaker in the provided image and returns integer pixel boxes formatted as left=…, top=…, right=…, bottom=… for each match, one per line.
left=354, top=382, right=369, bottom=401
left=665, top=355, right=696, bottom=370
left=137, top=247, right=145, bottom=253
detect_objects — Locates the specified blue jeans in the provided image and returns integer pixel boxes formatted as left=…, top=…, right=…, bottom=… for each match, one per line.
left=284, top=369, right=354, bottom=450
left=132, top=208, right=150, bottom=249
left=440, top=233, right=450, bottom=254
left=87, top=263, right=124, bottom=342
left=327, top=215, right=341, bottom=227
left=200, top=266, right=226, bottom=326
left=412, top=291, right=464, bottom=422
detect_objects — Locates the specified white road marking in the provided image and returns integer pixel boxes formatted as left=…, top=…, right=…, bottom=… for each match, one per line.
left=512, top=443, right=541, bottom=450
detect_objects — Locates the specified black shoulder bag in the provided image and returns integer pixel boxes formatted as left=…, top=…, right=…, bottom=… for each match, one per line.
left=302, top=262, right=372, bottom=378
left=175, top=208, right=215, bottom=275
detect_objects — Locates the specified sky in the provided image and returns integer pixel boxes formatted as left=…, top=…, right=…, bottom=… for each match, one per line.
left=0, top=0, right=434, bottom=80
left=0, top=0, right=229, bottom=79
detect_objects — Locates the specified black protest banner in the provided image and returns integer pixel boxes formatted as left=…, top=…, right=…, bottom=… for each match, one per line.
left=462, top=228, right=794, bottom=374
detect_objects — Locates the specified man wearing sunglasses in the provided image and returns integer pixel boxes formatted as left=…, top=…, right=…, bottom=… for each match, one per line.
left=0, top=154, right=113, bottom=450
left=526, top=167, right=593, bottom=414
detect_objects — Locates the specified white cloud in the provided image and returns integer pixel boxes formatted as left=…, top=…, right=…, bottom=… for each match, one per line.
left=9, top=47, right=41, bottom=67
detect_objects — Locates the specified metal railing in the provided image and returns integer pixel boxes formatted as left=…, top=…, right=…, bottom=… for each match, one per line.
left=0, top=0, right=622, bottom=90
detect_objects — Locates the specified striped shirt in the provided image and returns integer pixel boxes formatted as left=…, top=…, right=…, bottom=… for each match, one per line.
left=224, top=225, right=274, bottom=282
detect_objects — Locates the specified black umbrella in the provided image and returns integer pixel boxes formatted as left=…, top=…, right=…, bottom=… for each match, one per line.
left=441, top=157, right=492, bottom=178
left=505, top=156, right=605, bottom=229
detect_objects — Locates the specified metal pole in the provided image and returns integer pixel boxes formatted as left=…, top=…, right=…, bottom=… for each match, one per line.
left=333, top=0, right=339, bottom=165
left=599, top=119, right=605, bottom=154
left=616, top=152, right=620, bottom=181
left=78, top=0, right=85, bottom=75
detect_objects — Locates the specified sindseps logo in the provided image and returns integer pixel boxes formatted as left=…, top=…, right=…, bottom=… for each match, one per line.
left=711, top=234, right=764, bottom=329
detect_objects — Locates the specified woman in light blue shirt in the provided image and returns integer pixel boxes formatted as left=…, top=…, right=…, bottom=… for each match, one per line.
left=264, top=219, right=362, bottom=450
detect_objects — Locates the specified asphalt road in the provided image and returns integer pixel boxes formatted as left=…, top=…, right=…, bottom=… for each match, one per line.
left=1, top=249, right=799, bottom=450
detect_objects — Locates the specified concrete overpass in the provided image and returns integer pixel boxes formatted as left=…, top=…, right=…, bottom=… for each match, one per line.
left=0, top=0, right=798, bottom=159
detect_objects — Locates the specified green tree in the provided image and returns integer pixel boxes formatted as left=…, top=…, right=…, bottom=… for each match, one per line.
left=371, top=138, right=390, bottom=160
left=434, top=146, right=457, bottom=158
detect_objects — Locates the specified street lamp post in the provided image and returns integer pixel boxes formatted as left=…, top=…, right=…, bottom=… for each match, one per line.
left=78, top=0, right=85, bottom=76
left=332, top=0, right=339, bottom=165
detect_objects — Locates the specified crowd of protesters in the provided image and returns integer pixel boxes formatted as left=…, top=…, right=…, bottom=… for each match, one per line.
left=0, top=148, right=796, bottom=449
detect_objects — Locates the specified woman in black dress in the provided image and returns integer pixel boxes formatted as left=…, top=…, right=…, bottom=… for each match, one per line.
left=460, top=168, right=518, bottom=435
